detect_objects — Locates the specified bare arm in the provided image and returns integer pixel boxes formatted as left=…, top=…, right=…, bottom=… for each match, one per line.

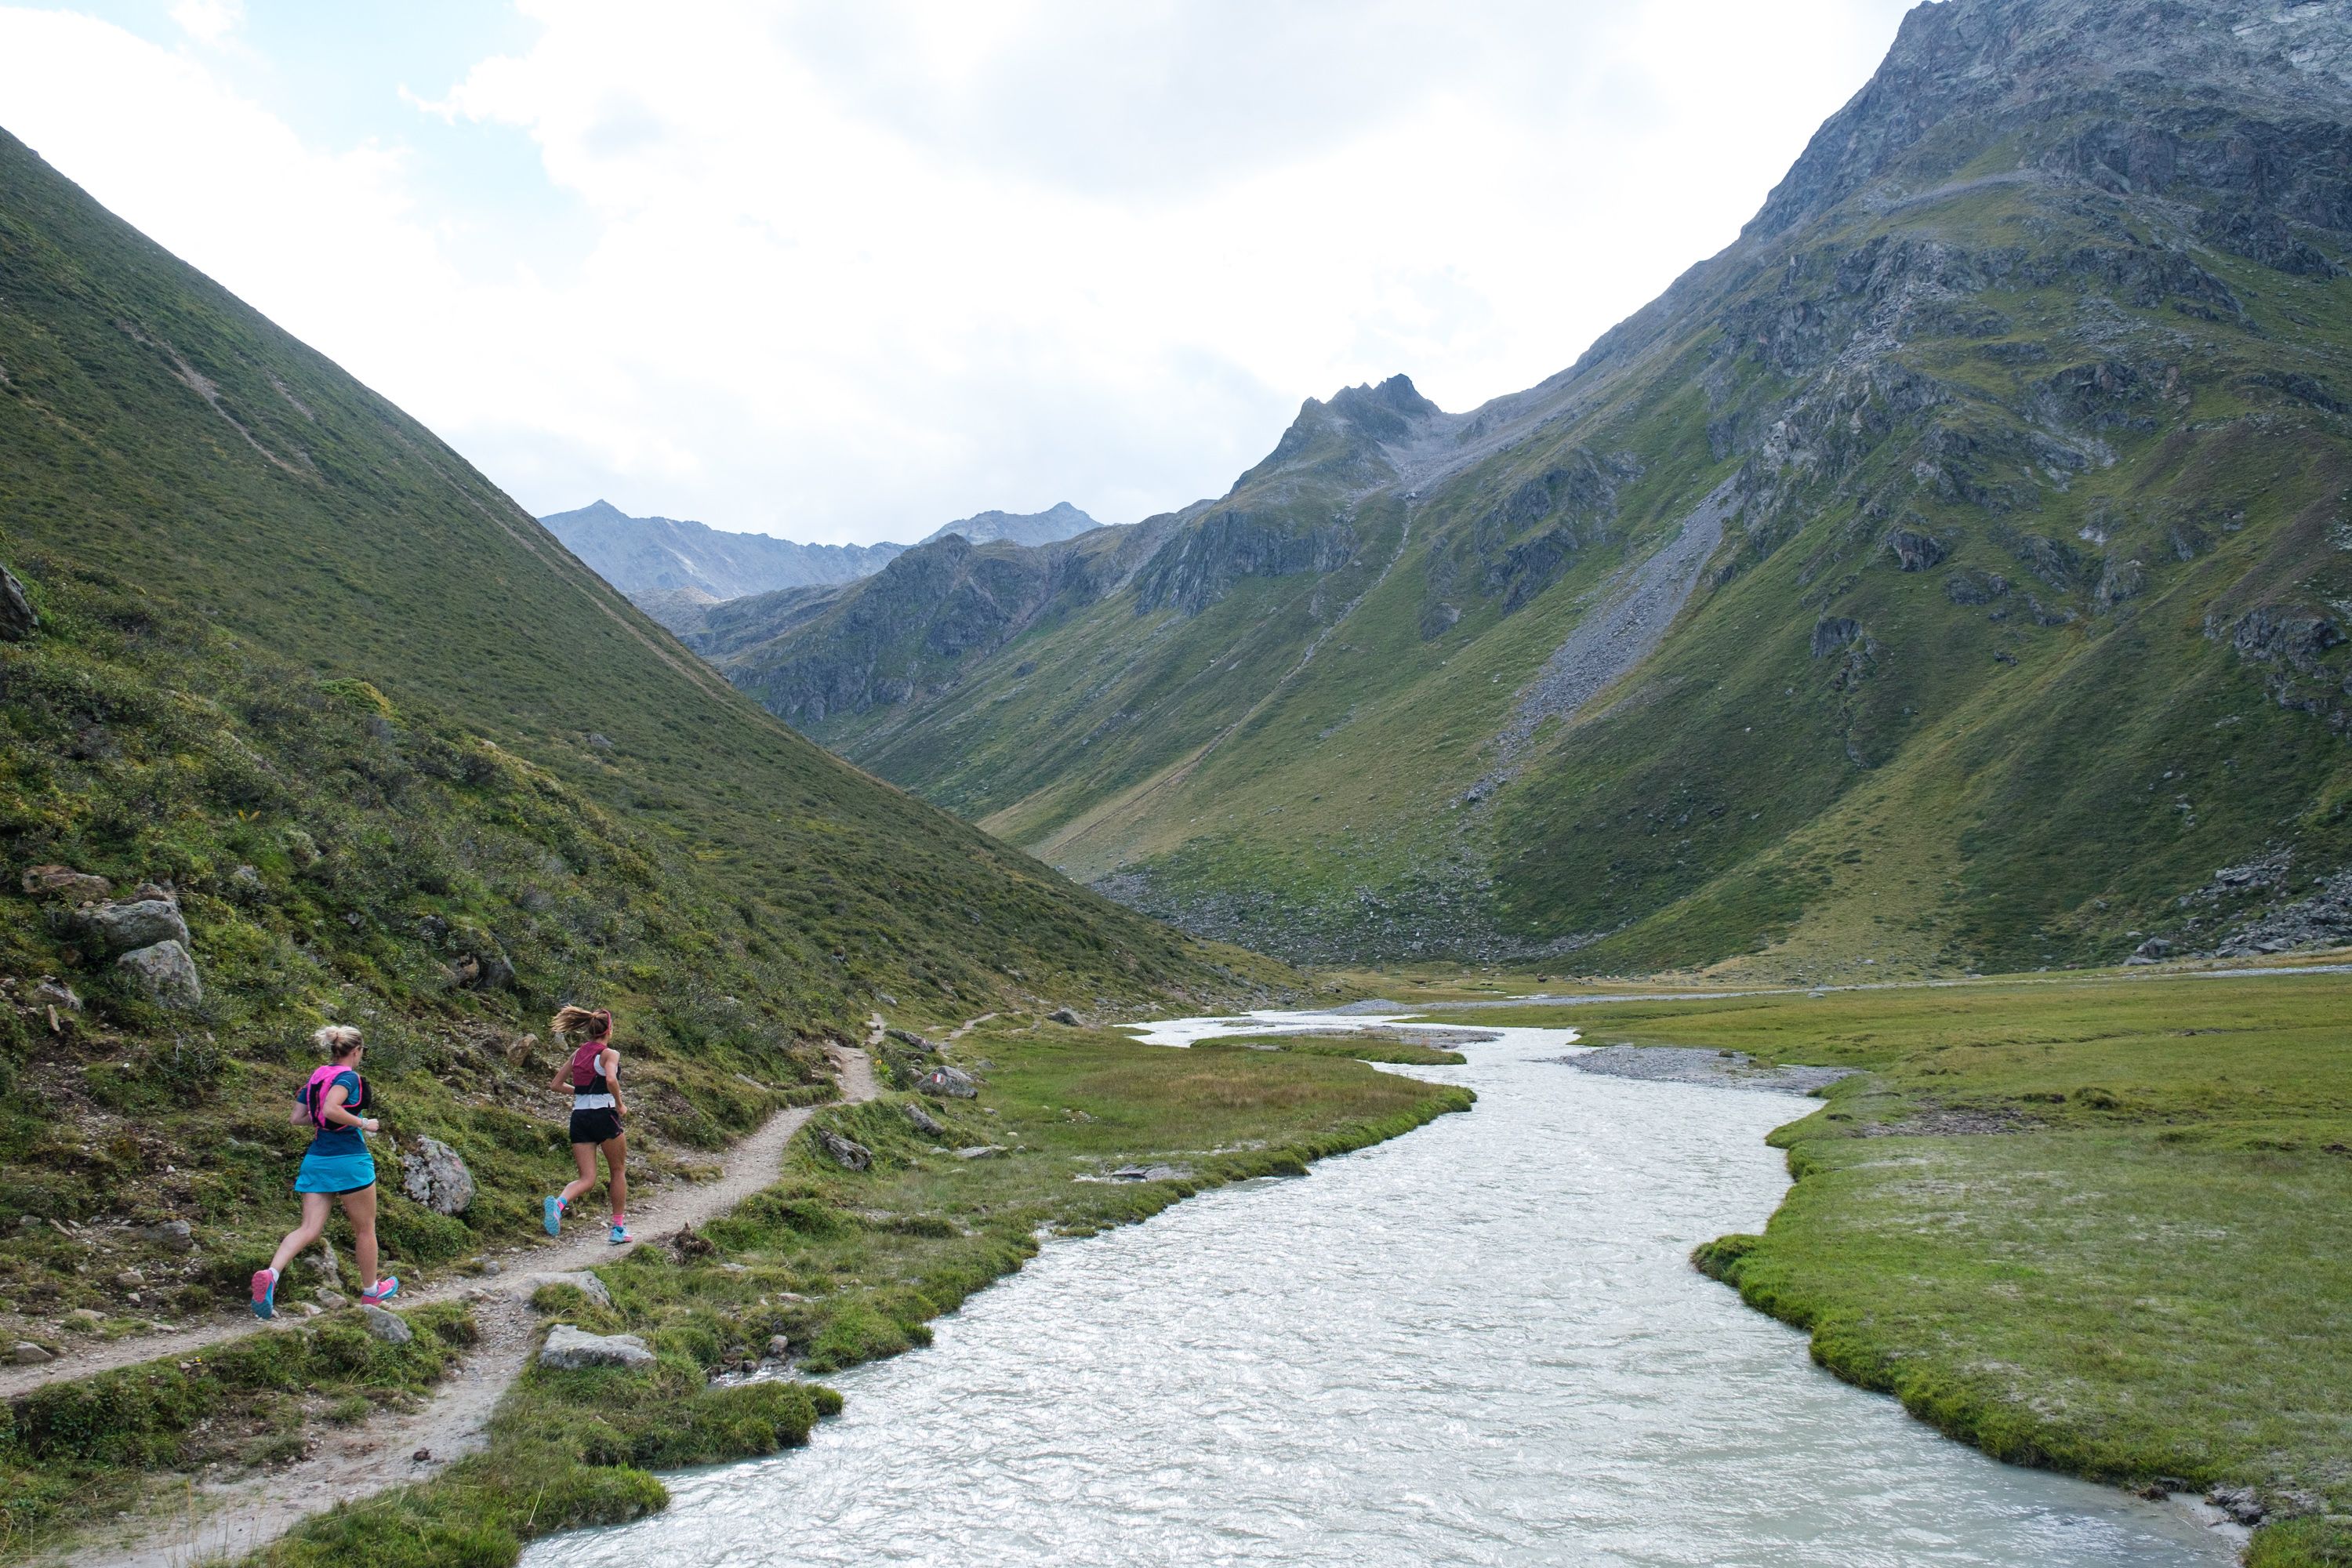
left=319, top=1082, right=379, bottom=1134
left=602, top=1047, right=626, bottom=1117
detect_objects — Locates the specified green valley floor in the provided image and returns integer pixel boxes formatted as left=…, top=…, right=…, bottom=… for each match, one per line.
left=1415, top=962, right=2352, bottom=1566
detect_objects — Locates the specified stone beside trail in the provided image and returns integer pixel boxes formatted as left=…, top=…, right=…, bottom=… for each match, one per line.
left=1559, top=1045, right=1852, bottom=1095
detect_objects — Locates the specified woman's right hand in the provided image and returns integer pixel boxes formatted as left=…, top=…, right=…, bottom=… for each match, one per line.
left=361, top=1118, right=381, bottom=1134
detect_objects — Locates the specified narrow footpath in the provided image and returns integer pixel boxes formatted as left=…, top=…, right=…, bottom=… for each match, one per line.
left=37, top=1044, right=882, bottom=1568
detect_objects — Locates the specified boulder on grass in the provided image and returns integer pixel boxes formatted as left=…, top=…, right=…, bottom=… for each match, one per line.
left=21, top=866, right=109, bottom=902
left=142, top=1218, right=194, bottom=1251
left=817, top=1130, right=872, bottom=1171
left=0, top=564, right=34, bottom=641
left=539, top=1323, right=654, bottom=1370
left=79, top=899, right=190, bottom=955
left=917, top=1065, right=978, bottom=1100
left=361, top=1305, right=412, bottom=1345
left=400, top=1137, right=477, bottom=1215
left=117, top=940, right=201, bottom=1009
left=904, top=1102, right=944, bottom=1138
left=528, top=1270, right=612, bottom=1311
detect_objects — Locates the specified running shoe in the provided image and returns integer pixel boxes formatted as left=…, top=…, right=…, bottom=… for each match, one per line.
left=361, top=1276, right=400, bottom=1305
left=543, top=1195, right=565, bottom=1236
left=608, top=1222, right=633, bottom=1246
left=249, top=1267, right=277, bottom=1321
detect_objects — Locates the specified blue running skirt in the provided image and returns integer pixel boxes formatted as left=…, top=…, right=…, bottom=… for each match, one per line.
left=294, top=1149, right=376, bottom=1194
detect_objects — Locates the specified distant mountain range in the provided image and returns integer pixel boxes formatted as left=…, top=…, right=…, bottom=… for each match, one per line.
left=920, top=501, right=1101, bottom=550
left=662, top=0, right=2352, bottom=979
left=540, top=499, right=1100, bottom=630
left=539, top=499, right=907, bottom=604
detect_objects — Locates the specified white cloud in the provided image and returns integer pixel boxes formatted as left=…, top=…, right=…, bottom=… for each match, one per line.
left=169, top=0, right=241, bottom=45
left=0, top=1, right=1915, bottom=543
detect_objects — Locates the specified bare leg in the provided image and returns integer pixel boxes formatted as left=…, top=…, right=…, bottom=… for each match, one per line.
left=339, top=1185, right=379, bottom=1292
left=267, top=1193, right=333, bottom=1276
left=561, top=1142, right=600, bottom=1207
left=600, top=1136, right=627, bottom=1221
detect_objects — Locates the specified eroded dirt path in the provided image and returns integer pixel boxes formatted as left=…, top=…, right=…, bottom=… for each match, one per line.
left=34, top=1048, right=880, bottom=1568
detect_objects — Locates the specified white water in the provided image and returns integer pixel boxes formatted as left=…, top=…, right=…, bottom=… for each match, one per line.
left=525, top=1014, right=2238, bottom=1566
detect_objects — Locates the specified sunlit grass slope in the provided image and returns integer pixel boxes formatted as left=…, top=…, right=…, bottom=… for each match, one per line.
left=0, top=117, right=1298, bottom=1458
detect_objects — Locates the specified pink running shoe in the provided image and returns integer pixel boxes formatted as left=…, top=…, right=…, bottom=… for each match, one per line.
left=360, top=1276, right=400, bottom=1305
left=250, top=1267, right=278, bottom=1320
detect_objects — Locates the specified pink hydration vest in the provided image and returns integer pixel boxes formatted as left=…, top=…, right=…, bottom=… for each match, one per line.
left=301, top=1062, right=364, bottom=1127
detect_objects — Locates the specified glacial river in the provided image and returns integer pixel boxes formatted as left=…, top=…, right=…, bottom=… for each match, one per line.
left=525, top=1014, right=2237, bottom=1566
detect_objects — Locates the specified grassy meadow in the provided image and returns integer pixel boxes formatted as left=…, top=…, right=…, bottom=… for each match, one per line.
left=1449, top=967, right=2352, bottom=1564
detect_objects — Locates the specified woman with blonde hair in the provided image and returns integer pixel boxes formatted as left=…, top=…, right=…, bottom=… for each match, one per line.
left=252, top=1025, right=397, bottom=1319
left=543, top=1005, right=632, bottom=1244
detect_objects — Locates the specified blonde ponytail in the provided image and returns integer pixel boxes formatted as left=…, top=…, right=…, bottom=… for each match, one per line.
left=312, top=1024, right=363, bottom=1060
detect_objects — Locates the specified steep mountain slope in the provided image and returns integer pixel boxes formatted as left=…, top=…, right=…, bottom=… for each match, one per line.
left=916, top=501, right=1101, bottom=549
left=0, top=120, right=1293, bottom=1277
left=539, top=499, right=905, bottom=605
left=708, top=0, right=2352, bottom=978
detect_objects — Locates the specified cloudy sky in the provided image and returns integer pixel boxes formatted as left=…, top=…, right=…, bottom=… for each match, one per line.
left=0, top=1, right=1918, bottom=543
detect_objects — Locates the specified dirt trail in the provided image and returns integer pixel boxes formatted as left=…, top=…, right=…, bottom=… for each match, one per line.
left=32, top=1048, right=879, bottom=1568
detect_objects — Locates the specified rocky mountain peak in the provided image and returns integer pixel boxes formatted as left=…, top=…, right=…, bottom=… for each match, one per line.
left=1748, top=0, right=2352, bottom=244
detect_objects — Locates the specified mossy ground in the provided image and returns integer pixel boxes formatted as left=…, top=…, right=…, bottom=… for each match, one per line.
left=0, top=1301, right=475, bottom=1559
left=238, top=1018, right=1466, bottom=1566
left=1458, top=968, right=2352, bottom=1565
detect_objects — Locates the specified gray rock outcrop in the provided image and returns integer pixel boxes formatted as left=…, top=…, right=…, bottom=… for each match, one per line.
left=1811, top=617, right=1864, bottom=659
left=361, top=1305, right=412, bottom=1345
left=117, top=940, right=201, bottom=1008
left=1882, top=526, right=1946, bottom=571
left=142, top=1218, right=194, bottom=1250
left=917, top=1065, right=978, bottom=1099
left=78, top=898, right=190, bottom=954
left=539, top=1323, right=655, bottom=1370
left=2214, top=866, right=2352, bottom=956
left=816, top=1130, right=873, bottom=1171
left=530, top=1270, right=612, bottom=1310
left=1944, top=569, right=2009, bottom=605
left=0, top=564, right=34, bottom=641
left=903, top=1102, right=944, bottom=1138
left=21, top=865, right=108, bottom=902
left=399, top=1137, right=477, bottom=1215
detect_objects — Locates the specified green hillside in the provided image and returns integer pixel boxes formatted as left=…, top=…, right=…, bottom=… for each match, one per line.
left=0, top=120, right=1294, bottom=1321
left=694, top=0, right=2352, bottom=978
